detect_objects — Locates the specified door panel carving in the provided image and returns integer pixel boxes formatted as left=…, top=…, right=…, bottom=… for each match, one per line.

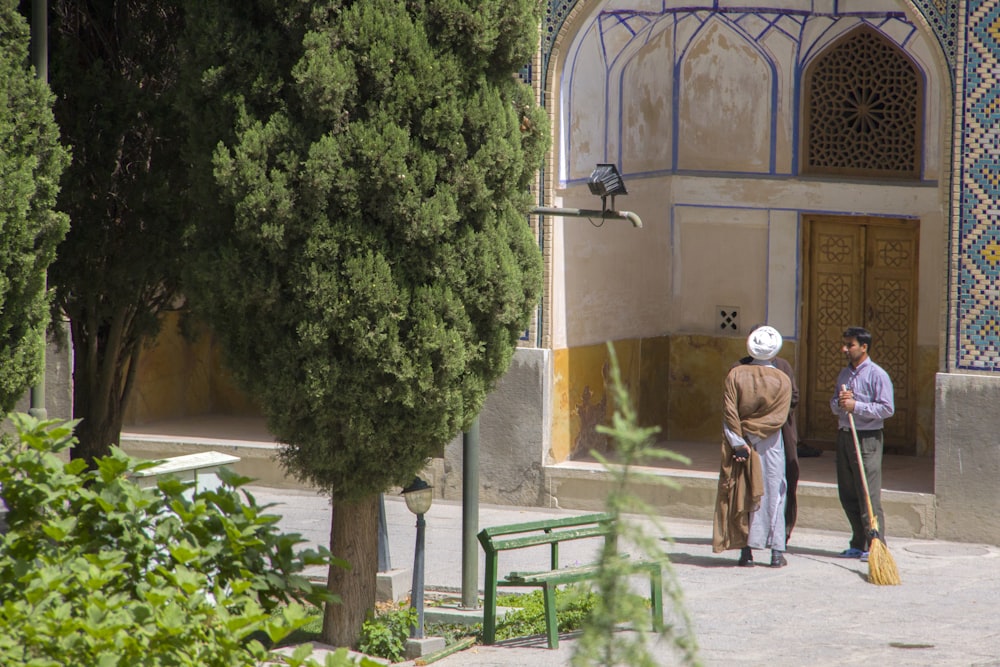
left=803, top=216, right=918, bottom=453
left=865, top=224, right=918, bottom=448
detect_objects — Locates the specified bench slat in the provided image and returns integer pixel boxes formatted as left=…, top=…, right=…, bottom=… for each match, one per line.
left=505, top=564, right=601, bottom=584
left=487, top=524, right=610, bottom=553
left=478, top=512, right=613, bottom=540
left=505, top=559, right=659, bottom=585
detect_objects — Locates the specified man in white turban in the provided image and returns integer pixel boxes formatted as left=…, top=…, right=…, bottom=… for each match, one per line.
left=712, top=326, right=793, bottom=567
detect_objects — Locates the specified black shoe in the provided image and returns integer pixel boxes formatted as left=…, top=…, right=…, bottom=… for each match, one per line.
left=797, top=443, right=822, bottom=458
left=770, top=551, right=788, bottom=568
left=738, top=547, right=754, bottom=567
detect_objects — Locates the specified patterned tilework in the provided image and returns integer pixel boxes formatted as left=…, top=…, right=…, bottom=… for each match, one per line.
left=956, top=0, right=1000, bottom=370
left=919, top=0, right=960, bottom=62
left=541, top=0, right=958, bottom=74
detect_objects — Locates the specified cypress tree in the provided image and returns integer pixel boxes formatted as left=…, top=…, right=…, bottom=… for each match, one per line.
left=180, top=0, right=547, bottom=646
left=46, top=0, right=187, bottom=463
left=0, top=0, right=69, bottom=411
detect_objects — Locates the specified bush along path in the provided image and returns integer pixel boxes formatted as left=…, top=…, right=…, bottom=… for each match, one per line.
left=0, top=413, right=379, bottom=667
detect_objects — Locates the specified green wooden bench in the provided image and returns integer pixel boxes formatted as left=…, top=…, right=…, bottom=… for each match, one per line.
left=477, top=512, right=664, bottom=649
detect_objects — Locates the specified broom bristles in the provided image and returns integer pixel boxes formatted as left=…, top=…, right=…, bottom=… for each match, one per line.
left=867, top=538, right=900, bottom=586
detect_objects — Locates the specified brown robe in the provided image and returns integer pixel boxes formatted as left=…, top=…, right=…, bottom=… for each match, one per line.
left=733, top=355, right=800, bottom=539
left=712, top=363, right=792, bottom=553
left=712, top=443, right=763, bottom=553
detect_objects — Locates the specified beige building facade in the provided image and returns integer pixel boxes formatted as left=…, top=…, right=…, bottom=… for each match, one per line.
left=539, top=0, right=948, bottom=465
left=519, top=0, right=998, bottom=545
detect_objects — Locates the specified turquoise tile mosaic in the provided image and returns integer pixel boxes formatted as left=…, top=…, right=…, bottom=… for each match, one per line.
left=955, top=0, right=1000, bottom=370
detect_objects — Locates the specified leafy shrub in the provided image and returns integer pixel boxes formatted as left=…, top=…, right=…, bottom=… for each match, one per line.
left=264, top=606, right=324, bottom=649
left=0, top=413, right=371, bottom=666
left=358, top=602, right=417, bottom=663
left=424, top=621, right=478, bottom=647
left=494, top=585, right=600, bottom=641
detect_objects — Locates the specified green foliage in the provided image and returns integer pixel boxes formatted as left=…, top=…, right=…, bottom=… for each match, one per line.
left=425, top=621, right=478, bottom=647
left=358, top=603, right=417, bottom=663
left=495, top=585, right=600, bottom=642
left=278, top=645, right=384, bottom=667
left=178, top=0, right=549, bottom=501
left=0, top=413, right=353, bottom=667
left=571, top=344, right=701, bottom=667
left=262, top=605, right=324, bottom=649
left=0, top=0, right=70, bottom=411
left=45, top=0, right=190, bottom=461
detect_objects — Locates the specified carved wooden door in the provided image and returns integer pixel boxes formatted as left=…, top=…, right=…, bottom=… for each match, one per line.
left=802, top=215, right=918, bottom=454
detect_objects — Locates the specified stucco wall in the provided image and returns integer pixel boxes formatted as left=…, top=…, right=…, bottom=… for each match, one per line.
left=546, top=1, right=949, bottom=459
left=934, top=373, right=1000, bottom=543
left=550, top=1, right=949, bottom=351
left=438, top=347, right=552, bottom=506
left=123, top=312, right=258, bottom=425
left=547, top=332, right=937, bottom=458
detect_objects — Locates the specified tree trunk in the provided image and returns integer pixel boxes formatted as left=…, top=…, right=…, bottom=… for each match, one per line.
left=71, top=395, right=122, bottom=465
left=67, top=302, right=141, bottom=465
left=322, top=493, right=379, bottom=649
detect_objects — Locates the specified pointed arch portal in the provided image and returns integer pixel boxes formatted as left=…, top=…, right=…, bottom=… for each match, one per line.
left=529, top=0, right=1000, bottom=545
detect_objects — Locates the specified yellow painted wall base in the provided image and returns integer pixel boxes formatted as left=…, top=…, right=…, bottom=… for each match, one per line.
left=123, top=312, right=259, bottom=425
left=127, top=321, right=935, bottom=459
left=552, top=335, right=935, bottom=463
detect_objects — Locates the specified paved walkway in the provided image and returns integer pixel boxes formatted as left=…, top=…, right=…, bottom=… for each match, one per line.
left=252, top=486, right=1000, bottom=667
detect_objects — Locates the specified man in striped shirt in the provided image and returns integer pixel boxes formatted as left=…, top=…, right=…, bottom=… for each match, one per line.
left=830, top=326, right=895, bottom=561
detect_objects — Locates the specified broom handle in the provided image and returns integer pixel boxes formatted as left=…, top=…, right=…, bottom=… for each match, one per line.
left=846, top=401, right=881, bottom=535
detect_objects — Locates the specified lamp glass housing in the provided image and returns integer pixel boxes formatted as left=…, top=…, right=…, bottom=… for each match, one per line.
left=402, top=478, right=433, bottom=515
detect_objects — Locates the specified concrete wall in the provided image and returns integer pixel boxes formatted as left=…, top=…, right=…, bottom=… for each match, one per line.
left=436, top=348, right=552, bottom=507
left=934, top=373, right=1000, bottom=544
left=12, top=327, right=73, bottom=422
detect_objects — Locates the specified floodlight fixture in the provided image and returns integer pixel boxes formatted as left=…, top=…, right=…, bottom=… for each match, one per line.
left=587, top=163, right=628, bottom=211
left=530, top=162, right=642, bottom=227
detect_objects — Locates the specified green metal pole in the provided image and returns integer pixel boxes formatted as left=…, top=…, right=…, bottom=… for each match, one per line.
left=29, top=0, right=48, bottom=420
left=461, top=417, right=480, bottom=609
left=377, top=493, right=391, bottom=572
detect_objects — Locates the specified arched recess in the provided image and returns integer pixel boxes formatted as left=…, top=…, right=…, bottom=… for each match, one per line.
left=676, top=17, right=777, bottom=173
left=561, top=10, right=658, bottom=181
left=795, top=20, right=937, bottom=455
left=542, top=0, right=953, bottom=459
left=801, top=25, right=925, bottom=180
left=619, top=27, right=673, bottom=175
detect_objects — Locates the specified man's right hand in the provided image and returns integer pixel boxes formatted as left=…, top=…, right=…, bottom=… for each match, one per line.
left=838, top=386, right=856, bottom=413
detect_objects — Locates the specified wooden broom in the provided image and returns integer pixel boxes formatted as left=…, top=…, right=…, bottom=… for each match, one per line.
left=846, top=408, right=901, bottom=586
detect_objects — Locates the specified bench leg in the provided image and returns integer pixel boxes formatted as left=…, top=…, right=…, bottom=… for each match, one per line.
left=483, top=554, right=499, bottom=645
left=649, top=566, right=664, bottom=633
left=542, top=583, right=559, bottom=649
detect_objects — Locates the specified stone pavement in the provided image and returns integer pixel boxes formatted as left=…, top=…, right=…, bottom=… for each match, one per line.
left=250, top=485, right=1000, bottom=667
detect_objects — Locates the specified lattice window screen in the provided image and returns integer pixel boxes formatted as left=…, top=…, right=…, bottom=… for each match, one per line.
left=803, top=27, right=923, bottom=179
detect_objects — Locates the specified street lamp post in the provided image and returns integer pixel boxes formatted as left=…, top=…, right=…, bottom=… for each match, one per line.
left=401, top=477, right=433, bottom=639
